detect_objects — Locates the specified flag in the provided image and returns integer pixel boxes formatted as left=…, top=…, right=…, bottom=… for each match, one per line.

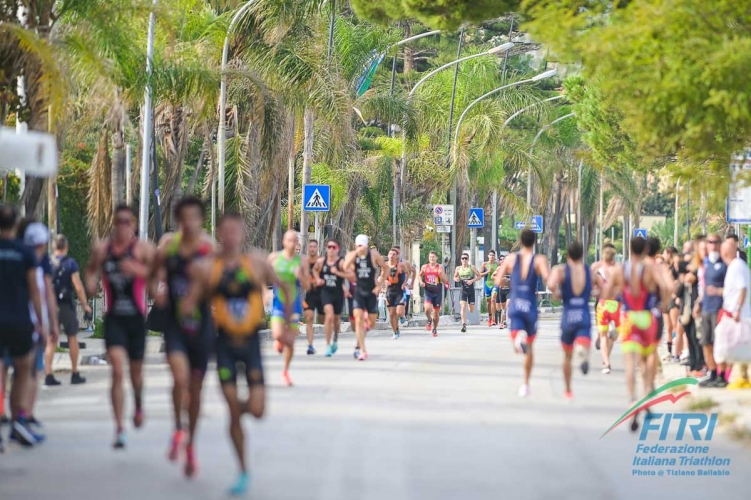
left=354, top=50, right=386, bottom=97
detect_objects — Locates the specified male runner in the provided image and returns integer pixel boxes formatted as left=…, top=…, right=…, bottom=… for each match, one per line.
left=547, top=241, right=592, bottom=399
left=86, top=204, right=155, bottom=449
left=385, top=248, right=409, bottom=339
left=480, top=250, right=500, bottom=327
left=454, top=253, right=481, bottom=332
left=48, top=234, right=91, bottom=385
left=495, top=229, right=550, bottom=397
left=591, top=243, right=621, bottom=374
left=394, top=246, right=416, bottom=325
left=419, top=251, right=450, bottom=337
left=601, top=237, right=669, bottom=431
left=269, top=231, right=309, bottom=385
left=343, top=235, right=389, bottom=359
left=645, top=237, right=673, bottom=389
left=303, top=239, right=323, bottom=355
left=0, top=205, right=45, bottom=449
left=182, top=213, right=290, bottom=496
left=491, top=255, right=512, bottom=329
left=313, top=240, right=348, bottom=356
left=154, top=196, right=213, bottom=474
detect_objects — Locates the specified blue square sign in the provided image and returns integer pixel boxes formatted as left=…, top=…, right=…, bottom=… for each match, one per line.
left=303, top=185, right=330, bottom=212
left=467, top=208, right=484, bottom=228
left=633, top=228, right=647, bottom=239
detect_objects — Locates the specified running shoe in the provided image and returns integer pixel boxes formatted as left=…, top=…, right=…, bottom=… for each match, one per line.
left=575, top=344, right=589, bottom=375
left=71, top=372, right=87, bottom=385
left=0, top=414, right=9, bottom=425
left=230, top=471, right=250, bottom=497
left=274, top=340, right=283, bottom=354
left=168, top=429, right=185, bottom=461
left=487, top=319, right=492, bottom=327
left=490, top=320, right=497, bottom=327
left=392, top=331, right=398, bottom=339
left=113, top=431, right=127, bottom=450
left=133, top=408, right=145, bottom=429
left=357, top=352, right=369, bottom=361
left=698, top=376, right=717, bottom=387
left=426, top=321, right=432, bottom=331
left=461, top=323, right=466, bottom=333
left=563, top=391, right=573, bottom=401
left=307, top=345, right=316, bottom=355
left=595, top=336, right=601, bottom=350
left=281, top=371, right=293, bottom=387
left=714, top=378, right=728, bottom=389
left=325, top=345, right=334, bottom=357
left=602, top=365, right=611, bottom=375
left=518, top=384, right=530, bottom=398
left=399, top=316, right=407, bottom=326
left=630, top=413, right=640, bottom=432
left=432, top=328, right=438, bottom=337
left=353, top=348, right=360, bottom=359
left=185, top=445, right=197, bottom=477
left=395, top=330, right=400, bottom=339
left=27, top=416, right=43, bottom=429
left=514, top=331, right=528, bottom=355
left=44, top=374, right=61, bottom=386
left=10, top=419, right=36, bottom=447
left=331, top=341, right=338, bottom=354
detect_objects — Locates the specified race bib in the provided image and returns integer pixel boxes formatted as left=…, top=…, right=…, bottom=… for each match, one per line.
left=228, top=298, right=248, bottom=320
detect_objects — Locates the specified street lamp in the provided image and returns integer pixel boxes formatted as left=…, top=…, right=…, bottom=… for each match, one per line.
left=450, top=68, right=557, bottom=256
left=394, top=42, right=514, bottom=245
left=139, top=0, right=158, bottom=242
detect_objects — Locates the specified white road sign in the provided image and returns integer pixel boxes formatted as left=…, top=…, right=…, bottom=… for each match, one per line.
left=433, top=204, right=454, bottom=226
left=0, top=127, right=58, bottom=177
left=728, top=152, right=751, bottom=223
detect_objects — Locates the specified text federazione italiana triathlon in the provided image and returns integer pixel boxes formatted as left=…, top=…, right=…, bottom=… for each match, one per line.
left=631, top=444, right=731, bottom=470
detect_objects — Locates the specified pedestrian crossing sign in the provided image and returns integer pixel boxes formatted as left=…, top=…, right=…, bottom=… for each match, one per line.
left=303, top=185, right=330, bottom=212
left=467, top=208, right=484, bottom=228
left=633, top=228, right=647, bottom=239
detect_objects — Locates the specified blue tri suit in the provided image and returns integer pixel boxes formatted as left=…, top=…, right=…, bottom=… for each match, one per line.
left=560, top=263, right=592, bottom=350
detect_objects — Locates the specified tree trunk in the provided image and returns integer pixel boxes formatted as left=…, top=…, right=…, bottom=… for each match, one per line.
left=403, top=22, right=415, bottom=74
left=187, top=136, right=208, bottom=195
left=300, top=107, right=314, bottom=248
left=111, top=125, right=125, bottom=211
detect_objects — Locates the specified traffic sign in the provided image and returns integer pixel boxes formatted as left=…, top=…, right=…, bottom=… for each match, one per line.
left=633, top=228, right=648, bottom=239
left=514, top=216, right=543, bottom=233
left=0, top=127, right=58, bottom=177
left=727, top=153, right=751, bottom=223
left=303, top=184, right=330, bottom=212
left=436, top=225, right=451, bottom=233
left=433, top=204, right=454, bottom=225
left=467, top=208, right=484, bottom=228
left=744, top=236, right=750, bottom=248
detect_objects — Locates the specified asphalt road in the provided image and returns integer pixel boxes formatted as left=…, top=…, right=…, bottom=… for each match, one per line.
left=2, top=316, right=750, bottom=500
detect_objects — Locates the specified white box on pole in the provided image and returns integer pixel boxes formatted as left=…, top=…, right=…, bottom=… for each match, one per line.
left=0, top=127, right=58, bottom=177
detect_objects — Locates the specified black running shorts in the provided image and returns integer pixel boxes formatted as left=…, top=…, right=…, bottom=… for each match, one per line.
left=216, top=332, right=264, bottom=386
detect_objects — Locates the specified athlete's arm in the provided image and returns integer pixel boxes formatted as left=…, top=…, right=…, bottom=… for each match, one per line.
left=71, top=270, right=91, bottom=314
left=546, top=265, right=564, bottom=301
left=453, top=266, right=460, bottom=284
left=471, top=265, right=482, bottom=283
left=601, top=265, right=623, bottom=301
left=493, top=256, right=512, bottom=287
left=418, top=265, right=426, bottom=287
left=85, top=241, right=106, bottom=298
left=312, top=257, right=325, bottom=287
left=255, top=252, right=293, bottom=320
left=535, top=254, right=551, bottom=284
left=439, top=266, right=450, bottom=285
left=151, top=234, right=173, bottom=307
left=340, top=251, right=357, bottom=282
left=479, top=262, right=488, bottom=277
left=180, top=258, right=212, bottom=318
left=372, top=251, right=389, bottom=294
left=27, top=266, right=46, bottom=340
left=44, top=273, right=60, bottom=342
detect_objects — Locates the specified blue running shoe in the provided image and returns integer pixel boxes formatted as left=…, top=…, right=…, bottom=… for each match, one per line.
left=353, top=348, right=360, bottom=359
left=325, top=345, right=333, bottom=357
left=331, top=341, right=338, bottom=354
left=307, top=345, right=316, bottom=355
left=113, top=431, right=126, bottom=449
left=230, top=471, right=250, bottom=497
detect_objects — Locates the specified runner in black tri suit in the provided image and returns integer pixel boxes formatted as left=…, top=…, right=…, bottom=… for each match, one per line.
left=343, top=235, right=389, bottom=360
left=313, top=240, right=348, bottom=356
left=86, top=204, right=155, bottom=449
left=154, top=196, right=214, bottom=477
left=182, top=213, right=291, bottom=497
left=303, top=239, right=323, bottom=355
left=385, top=248, right=409, bottom=339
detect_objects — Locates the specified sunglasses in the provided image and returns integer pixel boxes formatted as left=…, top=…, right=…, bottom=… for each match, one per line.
left=707, top=240, right=720, bottom=244
left=461, top=256, right=468, bottom=260
left=115, top=217, right=131, bottom=226
left=327, top=245, right=338, bottom=250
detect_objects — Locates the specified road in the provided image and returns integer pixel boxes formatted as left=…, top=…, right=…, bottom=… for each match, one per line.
left=2, top=316, right=750, bottom=500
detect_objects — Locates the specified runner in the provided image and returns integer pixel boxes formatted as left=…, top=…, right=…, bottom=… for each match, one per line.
left=480, top=250, right=500, bottom=327
left=662, top=246, right=681, bottom=362
left=303, top=239, right=323, bottom=355
left=454, top=252, right=481, bottom=332
left=48, top=234, right=91, bottom=385
left=419, top=251, right=450, bottom=337
left=86, top=204, right=155, bottom=449
left=385, top=248, right=409, bottom=339
left=0, top=204, right=45, bottom=449
left=591, top=243, right=621, bottom=374
left=393, top=246, right=416, bottom=326
left=601, top=237, right=669, bottom=431
left=547, top=241, right=592, bottom=400
left=268, top=230, right=309, bottom=385
left=181, top=213, right=291, bottom=496
left=491, top=255, right=512, bottom=329
left=343, top=235, right=389, bottom=359
left=495, top=229, right=550, bottom=397
left=154, top=196, right=213, bottom=474
left=313, top=240, right=348, bottom=355
left=645, top=237, right=673, bottom=392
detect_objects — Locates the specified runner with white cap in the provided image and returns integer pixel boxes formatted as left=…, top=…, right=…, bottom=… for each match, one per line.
left=343, top=235, right=389, bottom=360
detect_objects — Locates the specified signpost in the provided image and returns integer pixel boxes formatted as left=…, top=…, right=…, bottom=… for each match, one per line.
left=436, top=225, right=451, bottom=233
left=633, top=228, right=648, bottom=239
left=303, top=184, right=330, bottom=244
left=467, top=208, right=484, bottom=228
left=728, top=152, right=751, bottom=224
left=433, top=204, right=454, bottom=226
left=514, top=215, right=543, bottom=234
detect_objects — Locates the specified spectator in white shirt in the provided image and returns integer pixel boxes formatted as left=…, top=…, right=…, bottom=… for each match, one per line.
left=719, top=240, right=751, bottom=388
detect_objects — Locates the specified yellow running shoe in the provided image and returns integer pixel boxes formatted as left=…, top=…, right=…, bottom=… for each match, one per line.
left=727, top=379, right=751, bottom=390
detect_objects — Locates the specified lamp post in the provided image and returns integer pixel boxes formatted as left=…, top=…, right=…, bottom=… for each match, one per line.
left=451, top=69, right=557, bottom=254
left=139, top=0, right=157, bottom=242
left=394, top=43, right=514, bottom=245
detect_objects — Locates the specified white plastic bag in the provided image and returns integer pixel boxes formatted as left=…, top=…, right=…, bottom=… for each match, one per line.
left=727, top=317, right=751, bottom=363
left=714, top=316, right=735, bottom=364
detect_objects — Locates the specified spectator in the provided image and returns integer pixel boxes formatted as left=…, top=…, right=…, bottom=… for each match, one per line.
left=47, top=235, right=91, bottom=385
left=725, top=232, right=748, bottom=263
left=676, top=248, right=702, bottom=376
left=720, top=239, right=751, bottom=389
left=695, top=234, right=727, bottom=387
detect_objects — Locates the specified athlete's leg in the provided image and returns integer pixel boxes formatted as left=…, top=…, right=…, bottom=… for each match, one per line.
left=304, top=307, right=315, bottom=351
left=396, top=304, right=405, bottom=323
left=563, top=349, right=573, bottom=394
left=10, top=352, right=33, bottom=419
left=388, top=306, right=398, bottom=333
left=167, top=351, right=190, bottom=450
left=460, top=300, right=467, bottom=324
left=129, top=358, right=144, bottom=427
left=353, top=308, right=365, bottom=355
left=107, top=346, right=128, bottom=442
left=323, top=304, right=335, bottom=346
left=488, top=296, right=496, bottom=326
left=365, top=312, right=378, bottom=354
left=283, top=322, right=296, bottom=374
left=184, top=367, right=205, bottom=477
left=524, top=345, right=534, bottom=387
